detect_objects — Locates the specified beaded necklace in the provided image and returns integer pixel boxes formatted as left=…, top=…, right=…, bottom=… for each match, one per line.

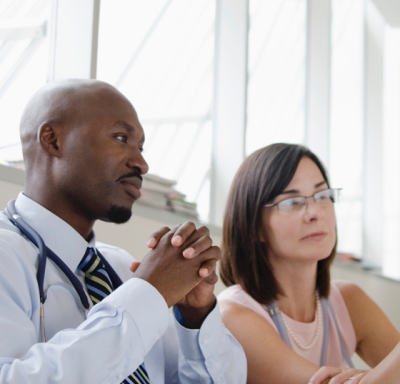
left=266, top=292, right=355, bottom=368
left=280, top=291, right=322, bottom=350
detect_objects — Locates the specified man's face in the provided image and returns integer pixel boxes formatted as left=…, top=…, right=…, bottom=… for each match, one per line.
left=56, top=87, right=149, bottom=224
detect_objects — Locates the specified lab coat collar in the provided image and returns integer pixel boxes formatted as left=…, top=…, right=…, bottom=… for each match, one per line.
left=14, top=192, right=96, bottom=273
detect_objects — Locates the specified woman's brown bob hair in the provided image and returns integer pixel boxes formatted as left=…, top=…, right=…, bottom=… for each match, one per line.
left=219, top=143, right=337, bottom=304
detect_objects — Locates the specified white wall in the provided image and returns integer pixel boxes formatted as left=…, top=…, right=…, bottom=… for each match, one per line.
left=0, top=180, right=24, bottom=205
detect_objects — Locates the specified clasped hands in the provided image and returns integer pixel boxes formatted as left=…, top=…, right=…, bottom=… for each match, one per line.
left=131, top=222, right=220, bottom=328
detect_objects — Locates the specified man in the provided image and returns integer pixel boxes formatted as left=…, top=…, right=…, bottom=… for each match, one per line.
left=0, top=79, right=246, bottom=383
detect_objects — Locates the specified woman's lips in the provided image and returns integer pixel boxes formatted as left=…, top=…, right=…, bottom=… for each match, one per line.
left=301, top=232, right=328, bottom=241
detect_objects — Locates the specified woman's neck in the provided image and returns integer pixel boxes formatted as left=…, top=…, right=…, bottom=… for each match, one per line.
left=272, top=259, right=318, bottom=323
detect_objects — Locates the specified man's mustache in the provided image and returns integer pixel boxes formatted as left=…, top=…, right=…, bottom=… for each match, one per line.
left=116, top=170, right=143, bottom=182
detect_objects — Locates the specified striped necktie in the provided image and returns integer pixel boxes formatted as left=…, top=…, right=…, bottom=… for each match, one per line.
left=79, top=248, right=151, bottom=384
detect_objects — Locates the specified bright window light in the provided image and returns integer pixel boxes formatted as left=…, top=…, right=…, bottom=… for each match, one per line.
left=330, top=0, right=364, bottom=258
left=246, top=0, right=306, bottom=155
left=97, top=0, right=215, bottom=221
left=0, top=0, right=51, bottom=167
left=382, top=24, right=400, bottom=279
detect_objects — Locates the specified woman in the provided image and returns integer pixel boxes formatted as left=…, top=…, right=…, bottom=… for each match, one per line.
left=218, top=143, right=399, bottom=384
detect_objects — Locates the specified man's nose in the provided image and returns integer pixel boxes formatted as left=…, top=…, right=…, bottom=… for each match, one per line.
left=128, top=148, right=149, bottom=175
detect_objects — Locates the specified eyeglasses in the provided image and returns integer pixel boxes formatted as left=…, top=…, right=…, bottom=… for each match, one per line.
left=263, top=188, right=342, bottom=215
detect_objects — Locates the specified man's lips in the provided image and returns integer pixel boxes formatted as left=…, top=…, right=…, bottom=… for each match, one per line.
left=119, top=176, right=142, bottom=199
left=301, top=231, right=328, bottom=241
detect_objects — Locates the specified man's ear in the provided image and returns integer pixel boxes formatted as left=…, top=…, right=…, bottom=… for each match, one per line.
left=37, top=123, right=61, bottom=157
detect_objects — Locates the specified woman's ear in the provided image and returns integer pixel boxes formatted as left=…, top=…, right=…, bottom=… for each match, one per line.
left=38, top=123, right=61, bottom=157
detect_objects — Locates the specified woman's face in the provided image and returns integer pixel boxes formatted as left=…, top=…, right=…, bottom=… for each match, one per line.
left=259, top=157, right=336, bottom=265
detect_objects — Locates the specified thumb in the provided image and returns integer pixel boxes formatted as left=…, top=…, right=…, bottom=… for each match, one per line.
left=130, top=261, right=141, bottom=273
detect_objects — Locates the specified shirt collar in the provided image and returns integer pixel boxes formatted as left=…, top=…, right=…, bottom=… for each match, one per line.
left=14, top=192, right=96, bottom=273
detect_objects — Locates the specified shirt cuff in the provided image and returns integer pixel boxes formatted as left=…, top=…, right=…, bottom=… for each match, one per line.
left=100, top=277, right=169, bottom=354
left=173, top=301, right=225, bottom=360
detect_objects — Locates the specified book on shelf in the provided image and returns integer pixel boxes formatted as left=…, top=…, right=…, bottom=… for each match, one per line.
left=142, top=177, right=185, bottom=199
left=167, top=197, right=199, bottom=219
left=143, top=173, right=177, bottom=187
left=138, top=174, right=199, bottom=218
left=139, top=189, right=169, bottom=209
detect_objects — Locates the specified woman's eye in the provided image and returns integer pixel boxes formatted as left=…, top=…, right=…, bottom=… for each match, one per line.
left=115, top=135, right=127, bottom=143
left=291, top=199, right=303, bottom=206
left=280, top=199, right=297, bottom=208
left=316, top=191, right=330, bottom=200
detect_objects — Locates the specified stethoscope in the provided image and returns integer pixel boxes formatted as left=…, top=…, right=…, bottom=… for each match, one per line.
left=4, top=200, right=123, bottom=343
left=266, top=298, right=355, bottom=368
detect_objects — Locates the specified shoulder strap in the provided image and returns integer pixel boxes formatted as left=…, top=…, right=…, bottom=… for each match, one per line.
left=325, top=298, right=355, bottom=368
left=265, top=302, right=292, bottom=348
left=320, top=298, right=330, bottom=366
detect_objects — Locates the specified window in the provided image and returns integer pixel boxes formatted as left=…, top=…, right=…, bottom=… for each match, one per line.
left=382, top=23, right=400, bottom=279
left=97, top=0, right=215, bottom=220
left=0, top=0, right=51, bottom=167
left=330, top=0, right=364, bottom=258
left=246, top=0, right=306, bottom=155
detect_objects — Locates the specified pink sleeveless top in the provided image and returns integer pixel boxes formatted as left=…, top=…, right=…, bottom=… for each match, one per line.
left=218, top=282, right=356, bottom=367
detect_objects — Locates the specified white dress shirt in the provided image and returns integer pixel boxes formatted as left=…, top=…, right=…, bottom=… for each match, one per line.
left=0, top=193, right=246, bottom=383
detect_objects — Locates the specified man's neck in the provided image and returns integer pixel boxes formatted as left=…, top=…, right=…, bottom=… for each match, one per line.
left=22, top=190, right=95, bottom=241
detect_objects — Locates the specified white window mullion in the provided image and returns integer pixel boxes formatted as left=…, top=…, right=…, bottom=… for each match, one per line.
left=48, top=0, right=100, bottom=80
left=304, top=0, right=331, bottom=167
left=210, top=0, right=249, bottom=226
left=362, top=0, right=385, bottom=268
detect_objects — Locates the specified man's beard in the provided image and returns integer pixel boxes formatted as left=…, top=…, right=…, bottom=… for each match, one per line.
left=105, top=205, right=132, bottom=224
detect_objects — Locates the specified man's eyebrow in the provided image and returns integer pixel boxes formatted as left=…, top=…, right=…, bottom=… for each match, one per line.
left=280, top=180, right=327, bottom=195
left=111, top=120, right=134, bottom=132
left=111, top=120, right=145, bottom=143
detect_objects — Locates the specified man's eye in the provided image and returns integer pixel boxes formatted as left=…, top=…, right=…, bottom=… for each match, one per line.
left=115, top=135, right=127, bottom=143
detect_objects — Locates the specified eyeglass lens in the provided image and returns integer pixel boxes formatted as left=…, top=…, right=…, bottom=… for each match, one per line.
left=277, top=189, right=339, bottom=215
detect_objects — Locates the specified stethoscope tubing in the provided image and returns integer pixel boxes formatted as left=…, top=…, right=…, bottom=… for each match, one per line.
left=3, top=200, right=126, bottom=343
left=6, top=200, right=48, bottom=304
left=4, top=200, right=124, bottom=312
